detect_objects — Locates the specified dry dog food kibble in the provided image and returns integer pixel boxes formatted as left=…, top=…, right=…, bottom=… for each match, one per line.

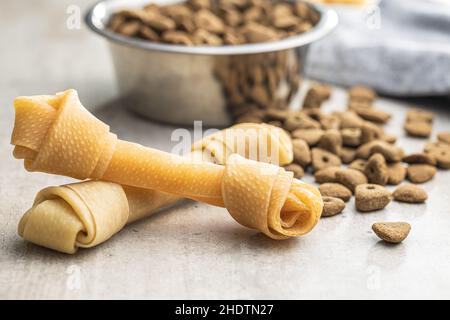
left=372, top=222, right=411, bottom=244
left=360, top=121, right=383, bottom=144
left=406, top=108, right=433, bottom=123
left=319, top=183, right=352, bottom=202
left=303, top=83, right=331, bottom=109
left=369, top=141, right=404, bottom=163
left=283, top=163, right=304, bottom=179
left=407, top=164, right=437, bottom=184
left=404, top=108, right=434, bottom=138
left=437, top=131, right=450, bottom=145
left=339, top=147, right=356, bottom=164
left=284, top=112, right=321, bottom=132
left=386, top=162, right=407, bottom=185
left=424, top=144, right=450, bottom=169
left=404, top=121, right=432, bottom=138
left=382, top=134, right=397, bottom=144
left=311, top=148, right=342, bottom=172
left=352, top=107, right=391, bottom=124
left=349, top=159, right=367, bottom=173
left=108, top=0, right=319, bottom=46
left=364, top=153, right=388, bottom=186
left=322, top=196, right=346, bottom=217
left=314, top=166, right=340, bottom=183
left=355, top=184, right=392, bottom=212
left=341, top=128, right=362, bottom=147
left=292, top=139, right=312, bottom=167
left=318, top=129, right=342, bottom=155
left=402, top=153, right=436, bottom=166
left=335, top=168, right=368, bottom=193
left=291, top=128, right=324, bottom=146
left=348, top=85, right=376, bottom=105
left=337, top=111, right=365, bottom=129
left=393, top=184, right=428, bottom=203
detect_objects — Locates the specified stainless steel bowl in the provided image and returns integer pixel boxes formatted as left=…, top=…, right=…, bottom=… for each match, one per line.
left=85, top=0, right=338, bottom=126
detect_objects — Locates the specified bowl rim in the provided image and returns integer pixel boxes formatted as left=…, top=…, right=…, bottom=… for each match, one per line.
left=85, top=0, right=339, bottom=55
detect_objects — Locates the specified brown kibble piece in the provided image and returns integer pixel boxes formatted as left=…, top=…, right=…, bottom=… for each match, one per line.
left=283, top=163, right=304, bottom=179
left=393, top=184, right=428, bottom=203
left=437, top=131, right=450, bottom=145
left=404, top=121, right=432, bottom=138
left=318, top=130, right=342, bottom=155
left=144, top=12, right=177, bottom=31
left=339, top=147, right=356, bottom=164
left=303, top=84, right=331, bottom=109
left=365, top=153, right=388, bottom=185
left=312, top=148, right=342, bottom=172
left=348, top=99, right=371, bottom=110
left=314, top=166, right=340, bottom=183
left=402, top=153, right=436, bottom=166
left=284, top=113, right=321, bottom=132
left=372, top=222, right=411, bottom=244
left=319, top=183, right=352, bottom=202
left=188, top=0, right=210, bottom=10
left=355, top=184, right=391, bottom=212
left=292, top=139, right=311, bottom=167
left=319, top=114, right=340, bottom=130
left=369, top=141, right=403, bottom=162
left=341, top=128, right=361, bottom=147
left=162, top=30, right=194, bottom=45
left=321, top=196, right=346, bottom=217
left=353, top=107, right=391, bottom=124
left=267, top=120, right=282, bottom=127
left=337, top=111, right=365, bottom=129
left=110, top=0, right=320, bottom=48
left=241, top=22, right=279, bottom=43
left=193, top=29, right=223, bottom=45
left=291, top=128, right=324, bottom=146
left=387, top=162, right=407, bottom=185
left=406, top=108, right=433, bottom=123
left=425, top=145, right=450, bottom=169
left=118, top=21, right=141, bottom=36
left=356, top=140, right=403, bottom=162
left=424, top=140, right=450, bottom=153
left=348, top=85, right=376, bottom=104
left=273, top=14, right=300, bottom=29
left=140, top=25, right=160, bottom=41
left=360, top=121, right=383, bottom=144
left=108, top=14, right=126, bottom=32
left=407, top=164, right=437, bottom=183
left=250, top=84, right=270, bottom=106
left=349, top=159, right=367, bottom=173
left=335, top=168, right=368, bottom=193
left=194, top=9, right=225, bottom=34
left=355, top=140, right=379, bottom=159
left=235, top=114, right=263, bottom=124
left=435, top=148, right=450, bottom=169
left=381, top=134, right=397, bottom=144
left=265, top=109, right=289, bottom=122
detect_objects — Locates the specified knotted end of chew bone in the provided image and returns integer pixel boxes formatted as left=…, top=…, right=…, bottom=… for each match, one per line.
left=12, top=90, right=116, bottom=179
left=18, top=181, right=129, bottom=254
left=222, top=154, right=323, bottom=239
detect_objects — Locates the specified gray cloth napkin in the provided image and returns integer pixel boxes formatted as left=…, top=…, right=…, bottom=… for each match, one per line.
left=305, top=0, right=450, bottom=96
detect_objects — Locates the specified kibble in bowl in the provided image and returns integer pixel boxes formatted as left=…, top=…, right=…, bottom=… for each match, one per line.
left=86, top=0, right=338, bottom=126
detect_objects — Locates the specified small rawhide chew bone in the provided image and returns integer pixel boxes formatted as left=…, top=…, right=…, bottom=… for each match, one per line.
left=12, top=90, right=323, bottom=248
left=17, top=122, right=294, bottom=254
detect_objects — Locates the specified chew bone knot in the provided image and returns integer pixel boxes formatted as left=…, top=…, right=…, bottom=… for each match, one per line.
left=12, top=90, right=322, bottom=249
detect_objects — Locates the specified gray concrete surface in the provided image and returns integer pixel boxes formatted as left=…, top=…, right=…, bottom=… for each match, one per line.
left=1, top=0, right=450, bottom=299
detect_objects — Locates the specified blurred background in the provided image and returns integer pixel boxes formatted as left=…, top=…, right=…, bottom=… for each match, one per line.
left=1, top=0, right=449, bottom=119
